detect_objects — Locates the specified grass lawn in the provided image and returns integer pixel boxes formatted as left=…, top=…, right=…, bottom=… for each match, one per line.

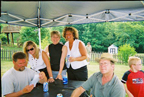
left=87, top=62, right=132, bottom=80
left=1, top=61, right=144, bottom=97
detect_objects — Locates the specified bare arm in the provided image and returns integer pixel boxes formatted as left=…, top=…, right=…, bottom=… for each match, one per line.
left=69, top=41, right=87, bottom=62
left=5, top=85, right=34, bottom=97
left=71, top=86, right=85, bottom=97
left=56, top=45, right=67, bottom=80
left=44, top=45, right=49, bottom=57
left=42, top=51, right=54, bottom=83
left=123, top=84, right=134, bottom=97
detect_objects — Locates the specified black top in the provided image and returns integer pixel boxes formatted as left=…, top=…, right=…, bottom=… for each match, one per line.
left=49, top=43, right=66, bottom=71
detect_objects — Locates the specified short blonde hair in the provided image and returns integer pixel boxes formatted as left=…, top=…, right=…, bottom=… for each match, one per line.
left=51, top=31, right=60, bottom=38
left=62, top=27, right=79, bottom=40
left=128, top=56, right=141, bottom=67
left=23, top=41, right=39, bottom=61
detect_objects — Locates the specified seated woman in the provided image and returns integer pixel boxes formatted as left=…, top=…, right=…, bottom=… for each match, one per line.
left=23, top=41, right=54, bottom=82
left=45, top=31, right=67, bottom=80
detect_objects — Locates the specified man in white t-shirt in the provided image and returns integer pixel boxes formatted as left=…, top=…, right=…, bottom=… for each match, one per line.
left=2, top=52, right=47, bottom=97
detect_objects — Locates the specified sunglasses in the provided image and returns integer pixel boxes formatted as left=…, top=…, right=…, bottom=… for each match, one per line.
left=26, top=47, right=34, bottom=52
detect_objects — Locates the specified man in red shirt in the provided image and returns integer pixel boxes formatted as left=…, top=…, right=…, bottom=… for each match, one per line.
left=121, top=56, right=144, bottom=97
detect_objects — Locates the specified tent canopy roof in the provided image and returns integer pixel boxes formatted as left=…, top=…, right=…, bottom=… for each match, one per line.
left=1, top=1, right=144, bottom=27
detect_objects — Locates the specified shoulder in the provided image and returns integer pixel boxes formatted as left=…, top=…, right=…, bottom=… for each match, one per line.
left=58, top=43, right=63, bottom=46
left=44, top=45, right=49, bottom=52
left=64, top=41, right=69, bottom=45
left=93, top=72, right=101, bottom=76
left=62, top=45, right=67, bottom=49
left=90, top=72, right=102, bottom=79
left=77, top=40, right=85, bottom=46
left=75, top=39, right=82, bottom=43
left=123, top=70, right=131, bottom=76
left=2, top=68, right=16, bottom=82
left=49, top=43, right=53, bottom=47
left=113, top=75, right=124, bottom=87
left=42, top=50, right=47, bottom=55
left=45, top=45, right=49, bottom=49
left=111, top=75, right=125, bottom=96
left=58, top=43, right=64, bottom=48
left=140, top=70, right=144, bottom=73
left=2, top=68, right=13, bottom=80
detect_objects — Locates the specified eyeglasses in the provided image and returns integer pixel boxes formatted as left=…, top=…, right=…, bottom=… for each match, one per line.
left=26, top=47, right=34, bottom=52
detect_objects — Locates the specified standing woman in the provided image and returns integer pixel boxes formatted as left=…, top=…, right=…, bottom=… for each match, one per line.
left=62, top=27, right=88, bottom=81
left=45, top=31, right=67, bottom=80
left=23, top=41, right=54, bottom=82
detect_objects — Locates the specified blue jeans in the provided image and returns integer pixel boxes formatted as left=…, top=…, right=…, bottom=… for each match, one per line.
left=52, top=69, right=67, bottom=79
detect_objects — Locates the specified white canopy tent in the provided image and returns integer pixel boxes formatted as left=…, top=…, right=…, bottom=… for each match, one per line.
left=1, top=1, right=144, bottom=48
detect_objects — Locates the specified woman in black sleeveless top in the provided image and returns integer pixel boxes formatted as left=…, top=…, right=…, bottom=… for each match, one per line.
left=45, top=31, right=67, bottom=80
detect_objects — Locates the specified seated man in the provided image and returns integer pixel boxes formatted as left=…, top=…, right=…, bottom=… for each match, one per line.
left=2, top=52, right=47, bottom=97
left=71, top=53, right=125, bottom=97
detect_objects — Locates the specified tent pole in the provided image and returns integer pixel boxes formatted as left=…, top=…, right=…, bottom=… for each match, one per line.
left=38, top=28, right=41, bottom=49
left=38, top=1, right=41, bottom=49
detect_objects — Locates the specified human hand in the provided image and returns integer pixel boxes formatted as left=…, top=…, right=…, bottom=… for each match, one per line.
left=90, top=94, right=93, bottom=97
left=69, top=57, right=76, bottom=62
left=128, top=94, right=134, bottom=97
left=39, top=72, right=46, bottom=80
left=48, top=78, right=54, bottom=83
left=56, top=75, right=63, bottom=80
left=22, top=84, right=34, bottom=94
left=39, top=72, right=47, bottom=83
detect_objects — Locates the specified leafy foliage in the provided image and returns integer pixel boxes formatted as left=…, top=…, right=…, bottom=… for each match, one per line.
left=1, top=21, right=144, bottom=52
left=0, top=33, right=7, bottom=45
left=118, top=44, right=137, bottom=64
left=19, top=27, right=39, bottom=44
left=19, top=27, right=51, bottom=46
left=41, top=36, right=50, bottom=50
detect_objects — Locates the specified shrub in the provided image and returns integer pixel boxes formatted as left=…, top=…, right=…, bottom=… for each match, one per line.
left=0, top=33, right=7, bottom=45
left=118, top=44, right=137, bottom=64
left=41, top=36, right=51, bottom=50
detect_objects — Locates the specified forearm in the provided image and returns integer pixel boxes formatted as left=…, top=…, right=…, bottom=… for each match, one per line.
left=71, top=87, right=85, bottom=97
left=123, top=84, right=134, bottom=97
left=58, top=60, right=65, bottom=75
left=74, top=56, right=87, bottom=61
left=126, top=90, right=134, bottom=97
left=39, top=76, right=47, bottom=83
left=47, top=67, right=53, bottom=78
left=5, top=90, right=24, bottom=97
left=42, top=51, right=53, bottom=78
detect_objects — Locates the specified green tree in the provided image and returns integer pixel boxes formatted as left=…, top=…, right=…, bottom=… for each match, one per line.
left=20, top=27, right=39, bottom=44
left=0, top=33, right=7, bottom=45
left=48, top=21, right=144, bottom=52
left=19, top=27, right=51, bottom=46
left=41, top=36, right=51, bottom=50
left=0, top=24, right=8, bottom=45
left=118, top=44, right=137, bottom=64
left=114, top=22, right=144, bottom=53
